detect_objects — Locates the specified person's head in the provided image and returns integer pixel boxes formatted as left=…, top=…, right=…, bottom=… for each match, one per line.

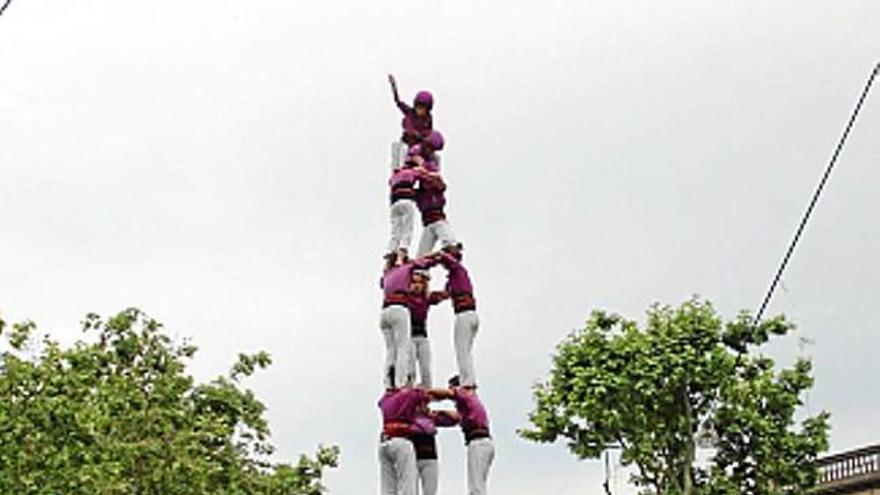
left=423, top=130, right=444, bottom=155
left=447, top=375, right=461, bottom=388
left=410, top=270, right=429, bottom=295
left=413, top=90, right=434, bottom=116
left=383, top=252, right=397, bottom=271
left=405, top=144, right=424, bottom=165
left=442, top=242, right=464, bottom=261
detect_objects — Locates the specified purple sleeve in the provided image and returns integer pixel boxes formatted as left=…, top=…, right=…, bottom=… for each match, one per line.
left=452, top=389, right=470, bottom=414
left=397, top=100, right=413, bottom=115
left=405, top=388, right=430, bottom=409
left=432, top=411, right=459, bottom=428
left=438, top=252, right=457, bottom=270
left=413, top=255, right=440, bottom=270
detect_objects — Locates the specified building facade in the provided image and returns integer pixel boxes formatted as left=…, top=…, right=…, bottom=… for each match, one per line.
left=813, top=444, right=880, bottom=495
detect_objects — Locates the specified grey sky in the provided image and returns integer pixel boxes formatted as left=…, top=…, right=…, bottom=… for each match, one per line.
left=2, top=1, right=879, bottom=493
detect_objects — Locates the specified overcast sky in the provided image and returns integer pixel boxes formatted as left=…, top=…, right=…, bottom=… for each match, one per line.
left=2, top=1, right=879, bottom=493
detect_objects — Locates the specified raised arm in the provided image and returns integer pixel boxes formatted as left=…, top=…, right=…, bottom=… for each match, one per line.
left=388, top=74, right=399, bottom=103
left=388, top=74, right=403, bottom=106
left=389, top=74, right=412, bottom=114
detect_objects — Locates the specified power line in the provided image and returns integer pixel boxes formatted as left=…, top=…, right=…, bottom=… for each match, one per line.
left=754, top=62, right=880, bottom=325
left=0, top=0, right=12, bottom=17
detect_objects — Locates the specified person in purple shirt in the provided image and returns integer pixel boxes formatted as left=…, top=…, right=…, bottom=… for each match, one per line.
left=407, top=130, right=444, bottom=173
left=388, top=74, right=434, bottom=170
left=447, top=375, right=495, bottom=495
left=415, top=165, right=458, bottom=257
left=388, top=74, right=434, bottom=146
left=380, top=254, right=441, bottom=389
left=410, top=403, right=459, bottom=495
left=438, top=245, right=479, bottom=387
left=377, top=386, right=450, bottom=495
left=406, top=269, right=449, bottom=387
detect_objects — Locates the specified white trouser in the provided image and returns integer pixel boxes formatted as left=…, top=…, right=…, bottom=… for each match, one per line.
left=407, top=336, right=433, bottom=387
left=379, top=437, right=417, bottom=495
left=380, top=305, right=413, bottom=388
left=391, top=141, right=409, bottom=170
left=416, top=459, right=438, bottom=495
left=466, top=438, right=495, bottom=495
left=454, top=310, right=479, bottom=387
left=388, top=199, right=416, bottom=253
left=417, top=219, right=456, bottom=256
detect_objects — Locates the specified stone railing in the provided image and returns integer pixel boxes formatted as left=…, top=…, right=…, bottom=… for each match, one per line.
left=814, top=444, right=880, bottom=494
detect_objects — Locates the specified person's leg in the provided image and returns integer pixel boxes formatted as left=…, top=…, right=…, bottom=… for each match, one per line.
left=391, top=141, right=407, bottom=170
left=416, top=223, right=438, bottom=256
left=399, top=200, right=415, bottom=254
left=391, top=438, right=418, bottom=495
left=389, top=306, right=414, bottom=388
left=388, top=200, right=416, bottom=254
left=417, top=459, right=439, bottom=495
left=414, top=336, right=433, bottom=387
left=433, top=219, right=458, bottom=249
left=467, top=438, right=495, bottom=495
left=380, top=309, right=396, bottom=388
left=379, top=441, right=397, bottom=495
left=454, top=310, right=480, bottom=387
left=407, top=338, right=418, bottom=390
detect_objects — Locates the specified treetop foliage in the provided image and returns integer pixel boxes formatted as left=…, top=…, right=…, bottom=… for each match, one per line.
left=0, top=308, right=338, bottom=495
left=520, top=298, right=829, bottom=495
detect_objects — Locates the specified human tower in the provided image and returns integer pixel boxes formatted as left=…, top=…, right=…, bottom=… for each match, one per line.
left=377, top=75, right=495, bottom=495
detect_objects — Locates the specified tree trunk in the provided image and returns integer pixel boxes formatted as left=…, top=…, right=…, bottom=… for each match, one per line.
left=682, top=384, right=695, bottom=495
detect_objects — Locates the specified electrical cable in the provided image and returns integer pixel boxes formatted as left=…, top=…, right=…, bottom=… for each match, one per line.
left=753, top=62, right=880, bottom=325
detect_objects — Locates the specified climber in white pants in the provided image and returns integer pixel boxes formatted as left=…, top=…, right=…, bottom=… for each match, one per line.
left=378, top=385, right=452, bottom=495
left=380, top=253, right=441, bottom=388
left=406, top=269, right=449, bottom=387
left=411, top=405, right=459, bottom=495
left=438, top=246, right=479, bottom=387
left=387, top=166, right=420, bottom=258
left=448, top=376, right=495, bottom=495
left=413, top=132, right=458, bottom=257
left=378, top=387, right=428, bottom=495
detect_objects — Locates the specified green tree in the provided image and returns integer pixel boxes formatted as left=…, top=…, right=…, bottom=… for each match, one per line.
left=520, top=298, right=829, bottom=495
left=0, top=308, right=339, bottom=495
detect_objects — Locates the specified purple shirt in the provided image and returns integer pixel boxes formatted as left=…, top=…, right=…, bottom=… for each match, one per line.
left=389, top=167, right=419, bottom=188
left=379, top=388, right=430, bottom=424
left=411, top=412, right=438, bottom=436
left=452, top=389, right=490, bottom=432
left=397, top=101, right=432, bottom=142
left=411, top=410, right=459, bottom=436
left=407, top=291, right=448, bottom=335
left=440, top=253, right=473, bottom=295
left=415, top=173, right=446, bottom=214
left=406, top=145, right=440, bottom=173
left=381, top=258, right=440, bottom=300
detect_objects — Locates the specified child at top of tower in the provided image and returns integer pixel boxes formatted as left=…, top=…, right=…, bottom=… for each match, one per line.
left=388, top=74, right=434, bottom=146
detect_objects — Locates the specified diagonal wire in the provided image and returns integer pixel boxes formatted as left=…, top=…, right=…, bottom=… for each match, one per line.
left=0, top=0, right=12, bottom=16
left=754, top=62, right=880, bottom=325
